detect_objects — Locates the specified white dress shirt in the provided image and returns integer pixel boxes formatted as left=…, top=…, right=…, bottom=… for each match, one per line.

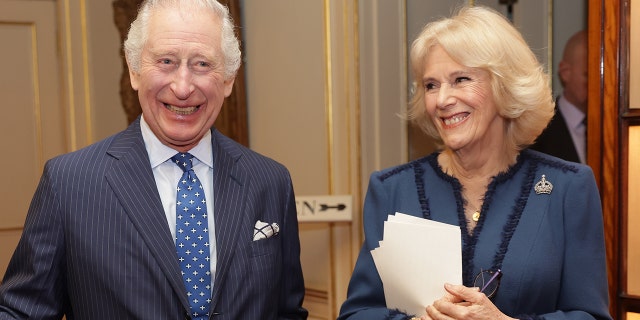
left=557, top=95, right=587, bottom=164
left=140, top=115, right=217, bottom=288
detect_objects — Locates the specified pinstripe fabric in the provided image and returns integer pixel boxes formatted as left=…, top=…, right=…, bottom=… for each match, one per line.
left=0, top=118, right=308, bottom=320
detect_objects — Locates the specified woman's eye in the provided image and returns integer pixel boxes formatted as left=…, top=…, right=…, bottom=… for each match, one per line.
left=160, top=59, right=172, bottom=65
left=455, top=76, right=471, bottom=83
left=424, top=82, right=437, bottom=91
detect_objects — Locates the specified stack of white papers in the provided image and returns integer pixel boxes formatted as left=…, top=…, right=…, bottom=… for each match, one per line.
left=371, top=212, right=462, bottom=316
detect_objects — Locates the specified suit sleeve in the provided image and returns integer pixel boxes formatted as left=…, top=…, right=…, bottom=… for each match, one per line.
left=277, top=174, right=309, bottom=319
left=338, top=174, right=414, bottom=320
left=0, top=161, right=68, bottom=319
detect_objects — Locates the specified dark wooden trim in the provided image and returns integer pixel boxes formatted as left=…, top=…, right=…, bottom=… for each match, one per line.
left=622, top=109, right=640, bottom=119
left=588, top=0, right=620, bottom=316
left=590, top=0, right=640, bottom=318
left=616, top=1, right=640, bottom=319
left=620, top=293, right=640, bottom=320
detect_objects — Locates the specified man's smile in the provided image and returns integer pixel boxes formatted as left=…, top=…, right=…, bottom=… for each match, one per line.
left=164, top=103, right=201, bottom=115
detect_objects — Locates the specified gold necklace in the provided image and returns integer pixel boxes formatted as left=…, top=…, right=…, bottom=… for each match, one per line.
left=472, top=209, right=481, bottom=222
left=466, top=202, right=481, bottom=222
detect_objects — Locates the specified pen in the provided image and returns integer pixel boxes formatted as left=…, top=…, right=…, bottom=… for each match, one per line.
left=480, top=269, right=502, bottom=293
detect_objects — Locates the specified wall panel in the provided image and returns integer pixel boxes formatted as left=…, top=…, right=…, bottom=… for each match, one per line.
left=0, top=0, right=66, bottom=279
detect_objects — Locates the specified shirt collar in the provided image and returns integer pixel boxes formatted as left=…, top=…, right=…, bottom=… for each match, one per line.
left=557, top=95, right=586, bottom=130
left=140, top=115, right=213, bottom=169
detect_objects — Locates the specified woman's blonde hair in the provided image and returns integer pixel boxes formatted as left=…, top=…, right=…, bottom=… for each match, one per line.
left=407, top=6, right=554, bottom=151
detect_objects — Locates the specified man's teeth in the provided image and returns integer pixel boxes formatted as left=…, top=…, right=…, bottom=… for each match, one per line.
left=165, top=104, right=199, bottom=115
left=444, top=114, right=467, bottom=126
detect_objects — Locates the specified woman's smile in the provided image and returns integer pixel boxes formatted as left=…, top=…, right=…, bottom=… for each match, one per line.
left=442, top=112, right=470, bottom=127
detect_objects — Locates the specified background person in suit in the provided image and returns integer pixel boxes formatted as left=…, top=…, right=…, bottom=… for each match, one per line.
left=0, top=0, right=307, bottom=319
left=530, top=30, right=588, bottom=163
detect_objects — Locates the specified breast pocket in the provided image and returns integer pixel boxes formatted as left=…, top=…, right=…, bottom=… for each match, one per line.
left=250, top=236, right=282, bottom=283
left=250, top=234, right=280, bottom=257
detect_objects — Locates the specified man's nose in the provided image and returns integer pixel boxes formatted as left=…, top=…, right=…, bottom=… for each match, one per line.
left=171, top=64, right=195, bottom=99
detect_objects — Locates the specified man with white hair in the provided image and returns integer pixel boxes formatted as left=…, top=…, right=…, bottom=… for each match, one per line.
left=0, top=1, right=307, bottom=319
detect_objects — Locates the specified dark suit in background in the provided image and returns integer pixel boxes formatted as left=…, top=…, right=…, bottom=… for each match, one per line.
left=530, top=102, right=581, bottom=163
left=530, top=30, right=588, bottom=164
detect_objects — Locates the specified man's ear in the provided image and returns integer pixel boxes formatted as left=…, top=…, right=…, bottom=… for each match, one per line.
left=128, top=61, right=140, bottom=91
left=557, top=60, right=571, bottom=83
left=223, top=76, right=236, bottom=97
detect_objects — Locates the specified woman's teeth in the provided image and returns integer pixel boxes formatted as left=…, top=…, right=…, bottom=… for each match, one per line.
left=443, top=114, right=468, bottom=126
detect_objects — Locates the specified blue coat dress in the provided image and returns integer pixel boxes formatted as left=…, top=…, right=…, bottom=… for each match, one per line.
left=338, top=149, right=611, bottom=320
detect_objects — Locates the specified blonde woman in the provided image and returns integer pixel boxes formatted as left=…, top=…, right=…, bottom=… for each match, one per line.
left=339, top=6, right=610, bottom=320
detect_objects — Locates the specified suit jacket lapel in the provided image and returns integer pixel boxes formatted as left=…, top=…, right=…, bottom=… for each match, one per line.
left=104, top=119, right=191, bottom=311
left=209, top=129, right=248, bottom=309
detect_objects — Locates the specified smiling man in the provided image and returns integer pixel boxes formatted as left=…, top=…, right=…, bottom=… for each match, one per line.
left=0, top=1, right=307, bottom=319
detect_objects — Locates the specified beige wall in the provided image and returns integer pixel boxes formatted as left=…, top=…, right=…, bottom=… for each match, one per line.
left=86, top=1, right=129, bottom=140
left=629, top=127, right=640, bottom=296
left=0, top=0, right=127, bottom=282
left=0, top=2, right=62, bottom=265
left=0, top=0, right=97, bottom=278
left=242, top=2, right=365, bottom=318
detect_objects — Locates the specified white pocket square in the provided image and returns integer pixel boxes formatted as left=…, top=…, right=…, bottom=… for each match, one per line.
left=253, top=220, right=280, bottom=241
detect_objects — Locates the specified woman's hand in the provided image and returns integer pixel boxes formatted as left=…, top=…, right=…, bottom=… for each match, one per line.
left=420, top=283, right=516, bottom=320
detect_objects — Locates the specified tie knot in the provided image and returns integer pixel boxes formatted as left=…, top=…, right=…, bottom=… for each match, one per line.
left=171, top=153, right=194, bottom=172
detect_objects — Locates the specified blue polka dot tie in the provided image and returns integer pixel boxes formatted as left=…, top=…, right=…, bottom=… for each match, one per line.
left=171, top=153, right=211, bottom=319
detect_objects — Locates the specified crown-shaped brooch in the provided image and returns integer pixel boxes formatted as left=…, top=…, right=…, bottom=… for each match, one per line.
left=534, top=174, right=553, bottom=195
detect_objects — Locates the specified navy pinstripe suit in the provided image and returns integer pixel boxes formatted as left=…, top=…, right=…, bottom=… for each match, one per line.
left=0, top=118, right=308, bottom=319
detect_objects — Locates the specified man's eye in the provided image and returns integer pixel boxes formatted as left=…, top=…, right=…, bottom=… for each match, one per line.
left=160, top=59, right=172, bottom=64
